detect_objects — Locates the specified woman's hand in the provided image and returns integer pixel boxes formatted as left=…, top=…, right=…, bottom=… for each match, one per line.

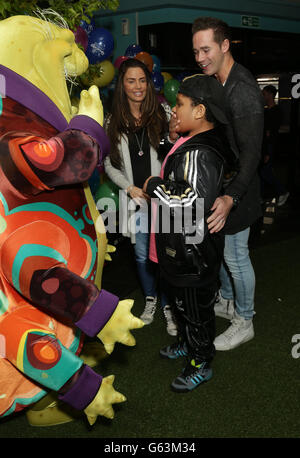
left=127, top=185, right=149, bottom=203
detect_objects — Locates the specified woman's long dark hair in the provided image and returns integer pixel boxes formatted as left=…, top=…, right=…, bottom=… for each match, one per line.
left=105, top=58, right=168, bottom=169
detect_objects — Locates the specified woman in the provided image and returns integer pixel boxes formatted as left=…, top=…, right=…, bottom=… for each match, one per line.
left=104, top=58, right=177, bottom=336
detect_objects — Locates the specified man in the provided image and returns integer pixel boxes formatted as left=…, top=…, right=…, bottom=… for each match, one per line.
left=191, top=17, right=264, bottom=350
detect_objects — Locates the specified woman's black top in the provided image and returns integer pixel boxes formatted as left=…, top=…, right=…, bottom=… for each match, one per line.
left=128, top=127, right=151, bottom=189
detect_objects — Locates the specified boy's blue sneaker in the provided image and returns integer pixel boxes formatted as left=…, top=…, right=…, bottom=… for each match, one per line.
left=159, top=341, right=188, bottom=359
left=171, top=360, right=212, bottom=392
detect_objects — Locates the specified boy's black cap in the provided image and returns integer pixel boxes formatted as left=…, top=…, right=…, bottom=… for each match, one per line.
left=178, top=74, right=229, bottom=125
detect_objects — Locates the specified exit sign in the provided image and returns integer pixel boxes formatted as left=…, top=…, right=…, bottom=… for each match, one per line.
left=241, top=15, right=260, bottom=27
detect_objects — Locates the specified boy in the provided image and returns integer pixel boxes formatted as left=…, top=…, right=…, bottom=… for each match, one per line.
left=144, top=74, right=236, bottom=392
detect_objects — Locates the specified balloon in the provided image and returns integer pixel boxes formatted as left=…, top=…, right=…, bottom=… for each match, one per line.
left=97, top=164, right=104, bottom=175
left=175, top=71, right=192, bottom=82
left=161, top=71, right=173, bottom=84
left=152, top=71, right=164, bottom=92
left=114, top=55, right=128, bottom=69
left=108, top=74, right=118, bottom=91
left=135, top=51, right=153, bottom=73
left=80, top=18, right=95, bottom=35
left=85, top=28, right=114, bottom=64
left=95, top=179, right=119, bottom=211
left=92, top=60, right=115, bottom=88
left=74, top=26, right=88, bottom=51
left=100, top=87, right=109, bottom=98
left=125, top=43, right=142, bottom=57
left=80, top=72, right=93, bottom=87
left=151, top=55, right=161, bottom=72
left=163, top=78, right=180, bottom=107
left=89, top=168, right=101, bottom=197
left=135, top=51, right=154, bottom=72
left=156, top=93, right=167, bottom=104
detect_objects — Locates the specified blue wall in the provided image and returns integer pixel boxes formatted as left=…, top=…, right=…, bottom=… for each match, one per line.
left=96, top=0, right=300, bottom=61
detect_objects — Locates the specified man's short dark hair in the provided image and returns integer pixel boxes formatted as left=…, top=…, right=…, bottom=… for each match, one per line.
left=192, top=16, right=232, bottom=46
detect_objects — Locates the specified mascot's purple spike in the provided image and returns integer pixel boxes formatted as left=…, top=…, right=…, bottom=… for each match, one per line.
left=0, top=13, right=144, bottom=427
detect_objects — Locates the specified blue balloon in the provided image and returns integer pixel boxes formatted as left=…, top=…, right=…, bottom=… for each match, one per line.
left=100, top=87, right=109, bottom=98
left=88, top=168, right=100, bottom=198
left=125, top=43, right=143, bottom=58
left=108, top=74, right=118, bottom=91
left=151, top=55, right=161, bottom=72
left=152, top=71, right=164, bottom=92
left=80, top=18, right=95, bottom=35
left=85, top=27, right=114, bottom=64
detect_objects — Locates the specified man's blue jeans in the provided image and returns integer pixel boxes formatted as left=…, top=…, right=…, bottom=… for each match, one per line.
left=219, top=227, right=255, bottom=320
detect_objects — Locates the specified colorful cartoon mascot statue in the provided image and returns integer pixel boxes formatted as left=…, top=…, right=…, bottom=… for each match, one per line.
left=0, top=13, right=143, bottom=426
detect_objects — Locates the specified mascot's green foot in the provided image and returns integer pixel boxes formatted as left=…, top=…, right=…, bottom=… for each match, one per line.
left=80, top=341, right=109, bottom=368
left=26, top=341, right=108, bottom=427
left=26, top=392, right=82, bottom=427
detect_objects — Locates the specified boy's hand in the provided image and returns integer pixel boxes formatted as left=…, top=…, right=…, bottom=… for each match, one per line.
left=169, top=112, right=180, bottom=142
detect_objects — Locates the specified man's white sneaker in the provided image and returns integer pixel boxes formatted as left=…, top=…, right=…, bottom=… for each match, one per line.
left=140, top=296, right=157, bottom=324
left=214, top=312, right=254, bottom=351
left=277, top=192, right=289, bottom=207
left=163, top=305, right=178, bottom=336
left=214, top=293, right=235, bottom=320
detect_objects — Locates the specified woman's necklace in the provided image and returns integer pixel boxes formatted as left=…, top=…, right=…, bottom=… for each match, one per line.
left=134, top=128, right=145, bottom=157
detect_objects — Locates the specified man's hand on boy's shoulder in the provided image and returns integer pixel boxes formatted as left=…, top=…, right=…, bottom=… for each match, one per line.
left=207, top=195, right=234, bottom=233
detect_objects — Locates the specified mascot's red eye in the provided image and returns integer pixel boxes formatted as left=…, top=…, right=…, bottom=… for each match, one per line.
left=22, top=137, right=64, bottom=172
